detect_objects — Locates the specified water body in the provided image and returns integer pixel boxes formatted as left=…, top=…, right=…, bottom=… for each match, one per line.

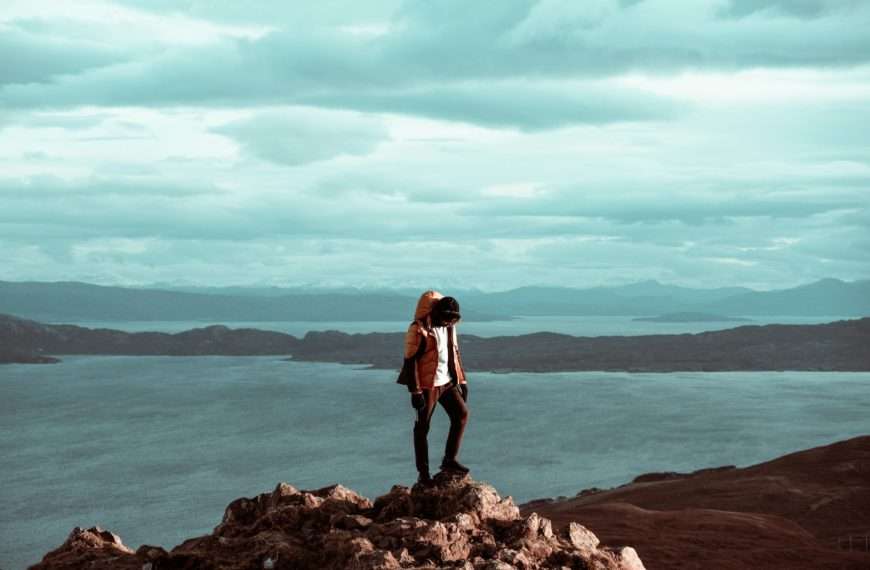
left=53, top=315, right=854, bottom=337
left=2, top=357, right=869, bottom=569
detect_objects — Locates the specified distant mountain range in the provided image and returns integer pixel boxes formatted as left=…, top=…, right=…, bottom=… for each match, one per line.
left=0, top=278, right=868, bottom=322
left=0, top=281, right=458, bottom=322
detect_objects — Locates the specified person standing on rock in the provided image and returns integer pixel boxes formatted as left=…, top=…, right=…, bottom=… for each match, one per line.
left=397, top=290, right=470, bottom=486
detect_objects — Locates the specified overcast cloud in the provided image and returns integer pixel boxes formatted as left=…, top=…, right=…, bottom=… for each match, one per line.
left=1, top=0, right=868, bottom=290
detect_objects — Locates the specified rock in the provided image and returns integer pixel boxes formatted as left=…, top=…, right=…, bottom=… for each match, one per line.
left=483, top=561, right=516, bottom=570
left=331, top=513, right=374, bottom=530
left=396, top=547, right=416, bottom=565
left=408, top=471, right=521, bottom=527
left=445, top=511, right=477, bottom=531
left=269, top=481, right=300, bottom=505
left=469, top=528, right=500, bottom=559
left=314, top=482, right=374, bottom=512
left=498, top=547, right=535, bottom=569
left=323, top=533, right=399, bottom=569
left=134, top=544, right=168, bottom=560
left=371, top=484, right=414, bottom=521
left=408, top=520, right=470, bottom=562
left=350, top=548, right=400, bottom=570
left=499, top=512, right=559, bottom=562
left=611, top=546, right=646, bottom=570
left=29, top=526, right=137, bottom=569
left=513, top=512, right=555, bottom=541
left=566, top=521, right=600, bottom=551
left=31, top=475, right=644, bottom=570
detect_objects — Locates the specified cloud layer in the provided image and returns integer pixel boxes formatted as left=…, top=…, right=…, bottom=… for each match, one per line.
left=1, top=0, right=868, bottom=290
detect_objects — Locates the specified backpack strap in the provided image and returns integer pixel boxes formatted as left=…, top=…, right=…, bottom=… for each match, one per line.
left=412, top=328, right=427, bottom=360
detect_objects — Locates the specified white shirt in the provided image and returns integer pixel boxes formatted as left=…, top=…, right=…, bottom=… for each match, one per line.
left=431, top=325, right=451, bottom=387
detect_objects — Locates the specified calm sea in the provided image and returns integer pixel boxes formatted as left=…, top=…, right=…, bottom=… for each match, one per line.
left=2, top=355, right=869, bottom=569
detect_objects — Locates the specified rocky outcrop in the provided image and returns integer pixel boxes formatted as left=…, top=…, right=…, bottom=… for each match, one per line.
left=29, top=527, right=136, bottom=568
left=30, top=472, right=644, bottom=570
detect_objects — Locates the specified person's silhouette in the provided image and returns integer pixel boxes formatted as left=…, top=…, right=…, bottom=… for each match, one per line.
left=397, top=290, right=470, bottom=486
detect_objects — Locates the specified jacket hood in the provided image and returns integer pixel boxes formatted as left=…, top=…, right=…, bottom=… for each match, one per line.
left=414, top=290, right=444, bottom=321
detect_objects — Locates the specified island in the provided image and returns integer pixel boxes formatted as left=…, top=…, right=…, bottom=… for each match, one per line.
left=2, top=313, right=869, bottom=371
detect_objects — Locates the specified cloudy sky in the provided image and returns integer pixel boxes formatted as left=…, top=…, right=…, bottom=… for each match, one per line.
left=1, top=0, right=869, bottom=291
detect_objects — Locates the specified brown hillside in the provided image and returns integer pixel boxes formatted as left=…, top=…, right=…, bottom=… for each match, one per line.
left=521, top=436, right=870, bottom=569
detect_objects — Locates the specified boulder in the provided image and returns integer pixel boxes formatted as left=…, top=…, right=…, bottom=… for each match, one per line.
left=566, top=521, right=600, bottom=551
left=29, top=526, right=137, bottom=570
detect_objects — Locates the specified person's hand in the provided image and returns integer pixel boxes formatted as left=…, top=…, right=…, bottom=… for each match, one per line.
left=459, top=383, right=468, bottom=402
left=411, top=392, right=425, bottom=410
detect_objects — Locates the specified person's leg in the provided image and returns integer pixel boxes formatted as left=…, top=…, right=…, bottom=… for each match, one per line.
left=438, top=384, right=469, bottom=467
left=413, top=387, right=440, bottom=475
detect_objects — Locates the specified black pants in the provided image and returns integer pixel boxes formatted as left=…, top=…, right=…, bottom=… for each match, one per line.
left=414, top=383, right=469, bottom=474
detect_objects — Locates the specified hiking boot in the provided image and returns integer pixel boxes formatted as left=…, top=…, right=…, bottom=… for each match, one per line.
left=439, top=458, right=470, bottom=474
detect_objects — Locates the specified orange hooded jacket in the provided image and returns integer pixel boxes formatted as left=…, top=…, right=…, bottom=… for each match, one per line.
left=398, top=290, right=467, bottom=392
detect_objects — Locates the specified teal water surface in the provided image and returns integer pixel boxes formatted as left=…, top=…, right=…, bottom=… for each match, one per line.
left=2, top=357, right=869, bottom=569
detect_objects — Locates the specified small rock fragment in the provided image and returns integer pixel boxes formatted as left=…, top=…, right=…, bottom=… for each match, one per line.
left=567, top=521, right=600, bottom=551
